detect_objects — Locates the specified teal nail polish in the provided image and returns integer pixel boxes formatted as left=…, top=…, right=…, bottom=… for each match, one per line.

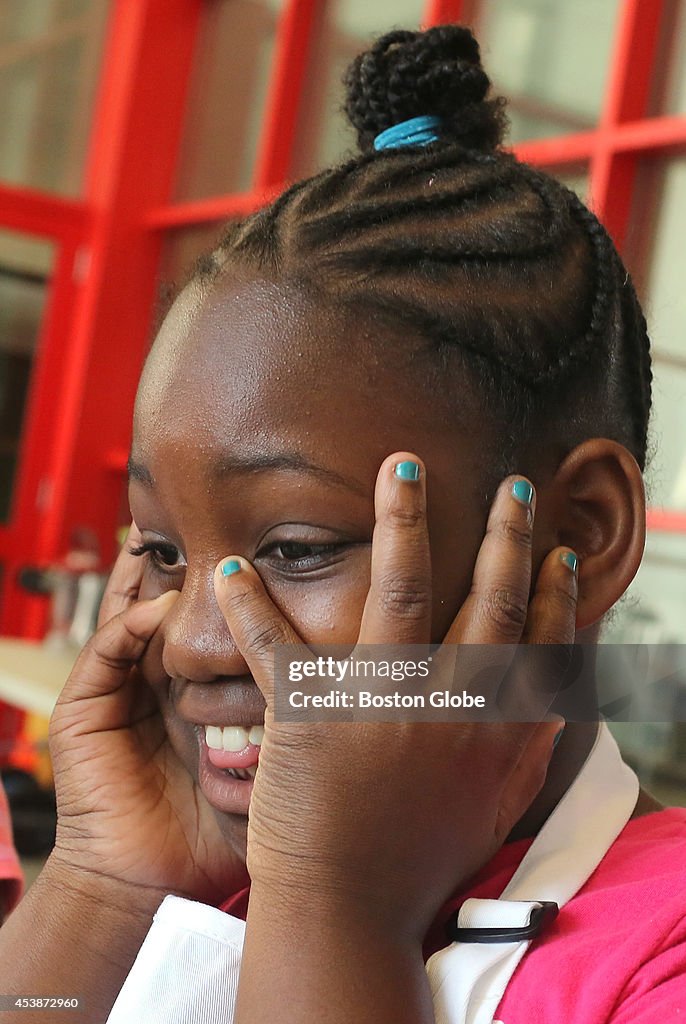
left=395, top=460, right=420, bottom=481
left=512, top=479, right=534, bottom=505
left=553, top=725, right=565, bottom=750
left=560, top=551, right=578, bottom=573
left=222, top=559, right=242, bottom=577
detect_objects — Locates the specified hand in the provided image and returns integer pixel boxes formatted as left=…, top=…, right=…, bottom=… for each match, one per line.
left=213, top=454, right=577, bottom=941
left=48, top=523, right=247, bottom=904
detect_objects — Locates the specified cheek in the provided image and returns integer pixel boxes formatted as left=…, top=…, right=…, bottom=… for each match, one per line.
left=270, top=559, right=371, bottom=647
left=429, top=521, right=484, bottom=640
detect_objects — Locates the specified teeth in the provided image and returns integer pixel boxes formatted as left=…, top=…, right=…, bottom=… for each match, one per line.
left=248, top=725, right=264, bottom=746
left=223, top=726, right=249, bottom=752
left=205, top=726, right=223, bottom=750
left=204, top=724, right=264, bottom=750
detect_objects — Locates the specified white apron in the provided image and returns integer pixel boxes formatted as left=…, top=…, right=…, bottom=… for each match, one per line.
left=106, top=723, right=638, bottom=1024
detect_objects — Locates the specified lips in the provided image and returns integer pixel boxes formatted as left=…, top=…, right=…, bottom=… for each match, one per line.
left=172, top=677, right=266, bottom=728
left=171, top=677, right=266, bottom=814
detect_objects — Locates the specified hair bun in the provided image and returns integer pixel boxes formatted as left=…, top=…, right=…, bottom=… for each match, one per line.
left=344, top=25, right=507, bottom=155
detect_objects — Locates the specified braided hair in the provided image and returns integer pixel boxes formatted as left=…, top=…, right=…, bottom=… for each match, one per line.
left=190, top=25, right=652, bottom=481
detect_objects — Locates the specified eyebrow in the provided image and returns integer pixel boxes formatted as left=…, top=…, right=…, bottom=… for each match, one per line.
left=127, top=451, right=367, bottom=496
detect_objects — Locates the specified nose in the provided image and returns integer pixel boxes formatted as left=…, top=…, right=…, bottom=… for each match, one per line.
left=161, top=564, right=249, bottom=682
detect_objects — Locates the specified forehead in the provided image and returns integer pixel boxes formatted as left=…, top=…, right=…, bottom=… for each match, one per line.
left=133, top=272, right=479, bottom=490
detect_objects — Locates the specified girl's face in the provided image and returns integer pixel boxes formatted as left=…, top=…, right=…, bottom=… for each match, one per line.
left=130, top=272, right=500, bottom=855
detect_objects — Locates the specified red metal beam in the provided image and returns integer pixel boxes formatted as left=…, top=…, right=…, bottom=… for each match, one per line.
left=590, top=0, right=666, bottom=246
left=253, top=0, right=322, bottom=190
left=609, top=114, right=686, bottom=154
left=145, top=189, right=278, bottom=229
left=0, top=183, right=86, bottom=239
left=0, top=234, right=82, bottom=637
left=422, top=0, right=469, bottom=26
left=647, top=509, right=686, bottom=533
left=1, top=0, right=204, bottom=636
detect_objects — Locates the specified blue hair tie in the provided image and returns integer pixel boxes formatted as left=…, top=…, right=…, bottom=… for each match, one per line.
left=373, top=115, right=441, bottom=151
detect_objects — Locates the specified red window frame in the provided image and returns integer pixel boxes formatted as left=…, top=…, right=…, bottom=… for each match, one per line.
left=1, top=0, right=685, bottom=645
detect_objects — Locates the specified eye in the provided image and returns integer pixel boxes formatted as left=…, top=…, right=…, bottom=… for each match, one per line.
left=257, top=539, right=349, bottom=574
left=129, top=540, right=186, bottom=577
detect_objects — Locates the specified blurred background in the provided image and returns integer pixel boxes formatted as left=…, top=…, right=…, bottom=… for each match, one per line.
left=1, top=0, right=686, bottom=870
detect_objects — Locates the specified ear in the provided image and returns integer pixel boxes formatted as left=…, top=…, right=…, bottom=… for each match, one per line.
left=535, top=439, right=646, bottom=630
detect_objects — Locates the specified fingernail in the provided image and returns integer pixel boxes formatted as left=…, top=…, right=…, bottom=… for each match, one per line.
left=512, top=479, right=534, bottom=506
left=395, top=460, right=421, bottom=481
left=221, top=559, right=242, bottom=577
left=560, top=551, right=578, bottom=573
left=553, top=725, right=566, bottom=750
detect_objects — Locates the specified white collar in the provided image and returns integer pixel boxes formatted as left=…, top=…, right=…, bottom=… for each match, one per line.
left=427, top=722, right=639, bottom=1024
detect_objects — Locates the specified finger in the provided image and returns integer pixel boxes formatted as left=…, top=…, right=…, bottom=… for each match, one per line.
left=486, top=542, right=577, bottom=723
left=213, top=558, right=304, bottom=705
left=522, top=548, right=578, bottom=645
left=97, top=521, right=145, bottom=628
left=506, top=548, right=579, bottom=721
left=357, top=453, right=432, bottom=645
left=58, top=590, right=180, bottom=709
left=445, top=476, right=535, bottom=645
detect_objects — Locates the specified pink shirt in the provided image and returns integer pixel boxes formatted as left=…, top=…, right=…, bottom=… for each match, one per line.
left=222, top=807, right=686, bottom=1022
left=0, top=780, right=22, bottom=917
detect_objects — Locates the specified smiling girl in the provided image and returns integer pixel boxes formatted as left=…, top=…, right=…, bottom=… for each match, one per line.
left=1, top=23, right=685, bottom=1024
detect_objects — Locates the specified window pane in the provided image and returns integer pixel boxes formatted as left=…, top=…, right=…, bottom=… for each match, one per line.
left=473, top=0, right=620, bottom=143
left=550, top=165, right=588, bottom=202
left=604, top=530, right=686, bottom=806
left=174, top=0, right=283, bottom=201
left=0, top=230, right=55, bottom=522
left=645, top=357, right=686, bottom=513
left=635, top=159, right=686, bottom=363
left=647, top=1, right=686, bottom=116
left=290, top=0, right=425, bottom=180
left=0, top=0, right=109, bottom=195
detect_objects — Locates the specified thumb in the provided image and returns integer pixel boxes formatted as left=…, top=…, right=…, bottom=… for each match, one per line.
left=52, top=591, right=179, bottom=735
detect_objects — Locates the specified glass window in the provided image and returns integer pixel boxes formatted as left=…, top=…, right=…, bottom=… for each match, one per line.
left=173, top=0, right=283, bottom=201
left=647, top=1, right=686, bottom=116
left=550, top=165, right=588, bottom=202
left=620, top=158, right=686, bottom=512
left=645, top=357, right=686, bottom=514
left=605, top=530, right=686, bottom=806
left=0, top=0, right=110, bottom=195
left=289, top=0, right=425, bottom=180
left=635, top=158, right=686, bottom=363
left=472, top=0, right=620, bottom=143
left=0, top=230, right=54, bottom=522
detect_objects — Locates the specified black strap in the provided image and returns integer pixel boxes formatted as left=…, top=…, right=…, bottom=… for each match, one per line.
left=446, top=901, right=559, bottom=944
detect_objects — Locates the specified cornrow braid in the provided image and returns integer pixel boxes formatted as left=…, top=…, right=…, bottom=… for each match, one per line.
left=191, top=24, right=652, bottom=475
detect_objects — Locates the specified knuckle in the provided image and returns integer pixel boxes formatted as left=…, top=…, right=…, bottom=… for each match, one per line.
left=221, top=587, right=254, bottom=617
left=89, top=631, right=138, bottom=672
left=384, top=504, right=425, bottom=531
left=534, top=630, right=570, bottom=648
left=496, top=518, right=532, bottom=550
left=242, top=618, right=288, bottom=657
left=551, top=585, right=578, bottom=618
left=482, top=586, right=528, bottom=635
left=377, top=572, right=432, bottom=620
